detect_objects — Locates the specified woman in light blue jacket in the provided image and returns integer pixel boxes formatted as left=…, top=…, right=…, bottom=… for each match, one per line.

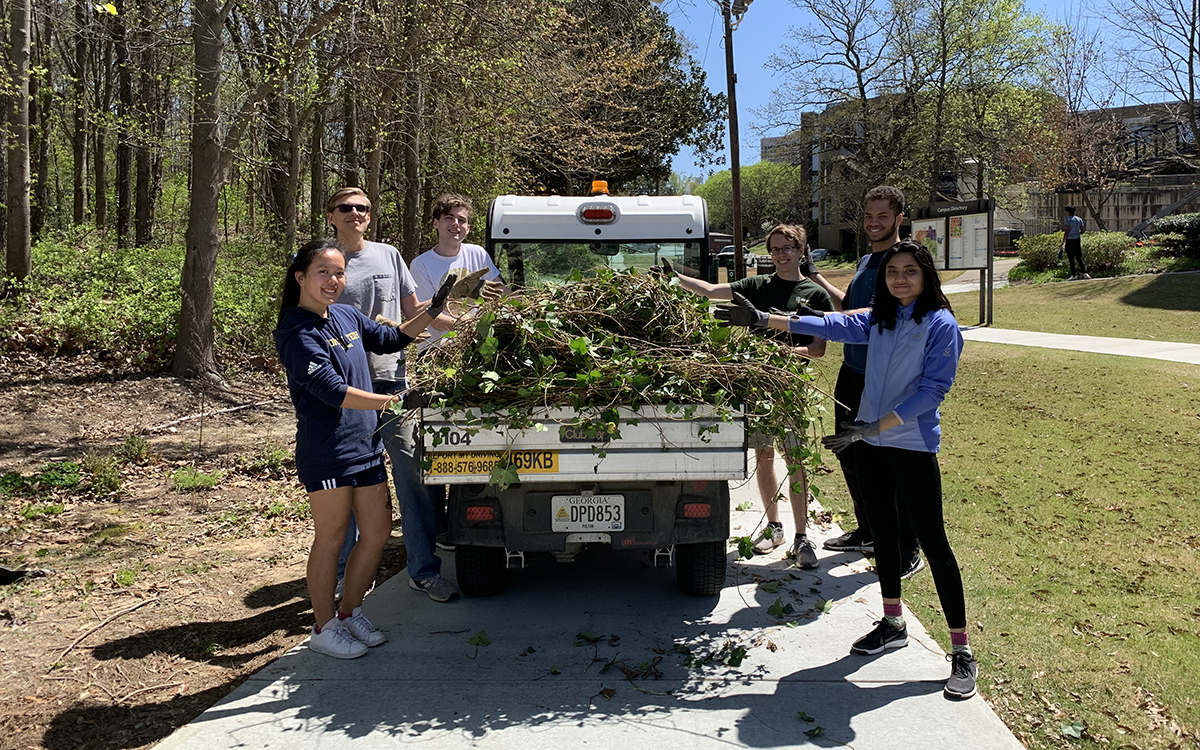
left=716, top=239, right=977, bottom=701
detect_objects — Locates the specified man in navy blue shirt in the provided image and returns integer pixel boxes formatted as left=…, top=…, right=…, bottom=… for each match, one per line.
left=808, top=186, right=922, bottom=579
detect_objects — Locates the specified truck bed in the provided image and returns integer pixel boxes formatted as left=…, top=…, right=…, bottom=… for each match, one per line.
left=421, top=405, right=747, bottom=484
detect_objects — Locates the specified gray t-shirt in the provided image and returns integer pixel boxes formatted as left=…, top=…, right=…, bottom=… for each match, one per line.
left=339, top=241, right=418, bottom=383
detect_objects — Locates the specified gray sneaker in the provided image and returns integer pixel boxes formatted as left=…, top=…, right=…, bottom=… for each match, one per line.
left=788, top=535, right=819, bottom=569
left=944, top=650, right=978, bottom=700
left=409, top=573, right=460, bottom=602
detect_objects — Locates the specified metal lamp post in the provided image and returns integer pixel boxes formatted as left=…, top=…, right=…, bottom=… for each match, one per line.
left=724, top=0, right=752, bottom=279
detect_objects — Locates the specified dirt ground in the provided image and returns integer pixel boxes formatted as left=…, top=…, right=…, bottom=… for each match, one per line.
left=0, top=351, right=409, bottom=750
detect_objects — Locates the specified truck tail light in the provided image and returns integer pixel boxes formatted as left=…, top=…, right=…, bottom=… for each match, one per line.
left=683, top=503, right=711, bottom=518
left=582, top=208, right=613, bottom=221
left=466, top=506, right=495, bottom=521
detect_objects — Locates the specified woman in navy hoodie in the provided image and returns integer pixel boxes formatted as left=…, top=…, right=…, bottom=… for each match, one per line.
left=274, top=239, right=454, bottom=659
left=716, top=240, right=977, bottom=701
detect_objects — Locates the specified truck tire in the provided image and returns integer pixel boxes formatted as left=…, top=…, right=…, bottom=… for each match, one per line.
left=455, top=545, right=508, bottom=597
left=675, top=540, right=727, bottom=596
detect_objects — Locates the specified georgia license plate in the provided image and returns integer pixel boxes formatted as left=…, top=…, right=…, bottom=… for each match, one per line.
left=551, top=495, right=625, bottom=532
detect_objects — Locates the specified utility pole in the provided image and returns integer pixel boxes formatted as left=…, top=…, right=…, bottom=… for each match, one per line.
left=723, top=0, right=752, bottom=280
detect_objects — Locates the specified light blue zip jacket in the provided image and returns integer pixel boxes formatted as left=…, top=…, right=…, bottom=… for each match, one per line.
left=787, top=304, right=963, bottom=453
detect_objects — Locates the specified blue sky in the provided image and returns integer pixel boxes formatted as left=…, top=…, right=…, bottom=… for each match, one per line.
left=665, top=0, right=1081, bottom=178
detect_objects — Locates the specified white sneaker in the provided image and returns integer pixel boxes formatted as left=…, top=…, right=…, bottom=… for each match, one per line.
left=751, top=524, right=786, bottom=555
left=308, top=619, right=368, bottom=659
left=341, top=607, right=387, bottom=647
left=334, top=577, right=345, bottom=602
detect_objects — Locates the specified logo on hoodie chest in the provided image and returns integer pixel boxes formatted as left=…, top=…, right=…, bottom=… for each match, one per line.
left=326, top=331, right=360, bottom=351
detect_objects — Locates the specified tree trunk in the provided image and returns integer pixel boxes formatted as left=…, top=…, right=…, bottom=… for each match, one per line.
left=6, top=0, right=32, bottom=283
left=94, top=38, right=113, bottom=230
left=28, top=32, right=45, bottom=239
left=400, top=72, right=422, bottom=258
left=175, top=0, right=225, bottom=378
left=135, top=53, right=156, bottom=245
left=72, top=0, right=88, bottom=225
left=364, top=90, right=394, bottom=242
left=115, top=0, right=132, bottom=247
left=309, top=102, right=325, bottom=236
left=342, top=82, right=358, bottom=186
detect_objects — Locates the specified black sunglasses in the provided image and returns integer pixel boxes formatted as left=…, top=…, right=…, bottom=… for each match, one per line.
left=335, top=204, right=370, bottom=214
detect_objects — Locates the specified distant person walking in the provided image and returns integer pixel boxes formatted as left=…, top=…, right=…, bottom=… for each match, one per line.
left=1063, top=206, right=1090, bottom=280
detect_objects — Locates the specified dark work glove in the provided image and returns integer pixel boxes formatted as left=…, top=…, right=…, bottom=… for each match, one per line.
left=400, top=387, right=443, bottom=410
left=450, top=268, right=489, bottom=299
left=650, top=258, right=699, bottom=279
left=426, top=274, right=457, bottom=318
left=714, top=292, right=770, bottom=328
left=800, top=250, right=820, bottom=278
left=792, top=301, right=826, bottom=318
left=821, top=420, right=882, bottom=453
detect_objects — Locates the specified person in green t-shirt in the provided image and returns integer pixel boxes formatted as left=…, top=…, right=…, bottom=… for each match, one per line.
left=657, top=224, right=833, bottom=569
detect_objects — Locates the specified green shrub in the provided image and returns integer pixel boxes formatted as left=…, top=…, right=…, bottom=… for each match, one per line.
left=1150, top=217, right=1200, bottom=256
left=34, top=462, right=82, bottom=490
left=1016, top=231, right=1065, bottom=272
left=0, top=231, right=282, bottom=366
left=172, top=467, right=223, bottom=492
left=1014, top=230, right=1134, bottom=277
left=83, top=451, right=122, bottom=494
left=117, top=435, right=151, bottom=462
left=1082, top=231, right=1135, bottom=273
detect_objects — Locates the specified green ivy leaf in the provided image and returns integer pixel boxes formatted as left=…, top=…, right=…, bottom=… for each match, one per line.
left=760, top=580, right=780, bottom=593
left=1061, top=720, right=1084, bottom=738
left=796, top=710, right=815, bottom=723
left=469, top=630, right=491, bottom=647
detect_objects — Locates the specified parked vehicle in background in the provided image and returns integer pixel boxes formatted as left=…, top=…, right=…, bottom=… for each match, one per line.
left=808, top=247, right=829, bottom=262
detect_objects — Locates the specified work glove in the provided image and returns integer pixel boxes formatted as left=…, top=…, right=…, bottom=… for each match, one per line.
left=650, top=258, right=699, bottom=279
left=821, top=420, right=882, bottom=453
left=479, top=279, right=506, bottom=300
left=770, top=302, right=826, bottom=319
left=713, top=292, right=770, bottom=328
left=450, top=268, right=489, bottom=299
left=426, top=274, right=457, bottom=318
left=800, top=251, right=820, bottom=278
left=399, top=387, right=443, bottom=410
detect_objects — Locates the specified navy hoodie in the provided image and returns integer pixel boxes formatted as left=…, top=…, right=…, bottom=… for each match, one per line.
left=273, top=304, right=415, bottom=486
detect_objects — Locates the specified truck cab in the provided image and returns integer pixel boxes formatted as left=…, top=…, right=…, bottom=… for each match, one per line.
left=423, top=191, right=742, bottom=597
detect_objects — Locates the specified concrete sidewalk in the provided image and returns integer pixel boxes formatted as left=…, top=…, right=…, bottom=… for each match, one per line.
left=961, top=326, right=1200, bottom=365
left=154, top=468, right=1022, bottom=750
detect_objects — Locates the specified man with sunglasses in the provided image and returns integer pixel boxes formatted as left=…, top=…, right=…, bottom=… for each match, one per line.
left=324, top=186, right=461, bottom=604
left=656, top=224, right=833, bottom=568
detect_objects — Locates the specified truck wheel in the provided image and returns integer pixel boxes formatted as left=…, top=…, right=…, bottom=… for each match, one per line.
left=675, top=540, right=727, bottom=596
left=455, top=545, right=508, bottom=597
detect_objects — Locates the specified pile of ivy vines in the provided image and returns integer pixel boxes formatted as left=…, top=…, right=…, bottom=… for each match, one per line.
left=411, top=268, right=820, bottom=461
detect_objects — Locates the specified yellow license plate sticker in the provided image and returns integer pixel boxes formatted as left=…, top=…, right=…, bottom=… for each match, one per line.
left=427, top=450, right=560, bottom=476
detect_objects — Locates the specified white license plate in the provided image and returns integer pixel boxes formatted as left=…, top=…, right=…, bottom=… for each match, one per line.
left=551, top=495, right=625, bottom=532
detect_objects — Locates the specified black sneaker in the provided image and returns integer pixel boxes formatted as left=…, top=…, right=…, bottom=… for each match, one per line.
left=899, top=552, right=925, bottom=580
left=944, top=650, right=978, bottom=700
left=435, top=533, right=455, bottom=552
left=823, top=528, right=874, bottom=553
left=850, top=618, right=908, bottom=654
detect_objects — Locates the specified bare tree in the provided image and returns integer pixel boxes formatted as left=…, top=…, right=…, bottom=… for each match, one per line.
left=5, top=0, right=32, bottom=283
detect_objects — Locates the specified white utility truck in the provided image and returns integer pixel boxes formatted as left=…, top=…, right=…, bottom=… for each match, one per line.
left=422, top=191, right=747, bottom=597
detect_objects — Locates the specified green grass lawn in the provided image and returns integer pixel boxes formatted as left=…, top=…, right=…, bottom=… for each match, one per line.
left=948, top=271, right=1200, bottom=344
left=807, top=328, right=1200, bottom=748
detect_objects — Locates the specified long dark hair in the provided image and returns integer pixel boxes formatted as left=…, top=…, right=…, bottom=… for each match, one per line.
left=871, top=239, right=953, bottom=331
left=277, top=239, right=340, bottom=327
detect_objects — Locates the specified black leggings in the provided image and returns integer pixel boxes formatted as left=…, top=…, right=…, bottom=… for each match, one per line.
left=856, top=443, right=966, bottom=630
left=834, top=364, right=917, bottom=553
left=1065, top=238, right=1086, bottom=276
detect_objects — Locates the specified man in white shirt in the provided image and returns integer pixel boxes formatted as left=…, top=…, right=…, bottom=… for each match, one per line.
left=409, top=194, right=509, bottom=353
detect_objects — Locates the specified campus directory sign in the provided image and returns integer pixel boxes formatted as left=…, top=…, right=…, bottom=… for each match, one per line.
left=910, top=198, right=995, bottom=324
